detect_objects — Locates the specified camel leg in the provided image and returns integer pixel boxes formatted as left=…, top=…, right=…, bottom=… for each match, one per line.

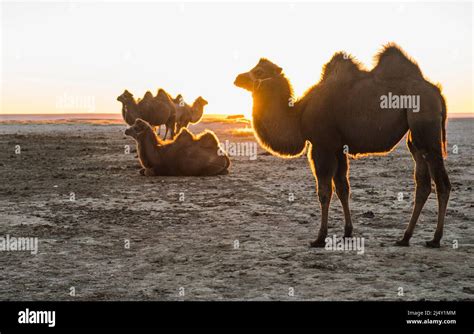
left=170, top=123, right=175, bottom=139
left=163, top=125, right=169, bottom=140
left=396, top=139, right=431, bottom=246
left=406, top=116, right=451, bottom=248
left=157, top=125, right=161, bottom=136
left=309, top=148, right=337, bottom=247
left=425, top=154, right=451, bottom=248
left=334, top=153, right=353, bottom=238
left=167, top=117, right=176, bottom=139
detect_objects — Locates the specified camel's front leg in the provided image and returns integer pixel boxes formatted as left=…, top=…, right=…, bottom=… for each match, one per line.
left=309, top=148, right=337, bottom=247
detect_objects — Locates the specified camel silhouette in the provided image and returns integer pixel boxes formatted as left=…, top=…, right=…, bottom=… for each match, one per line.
left=234, top=43, right=450, bottom=248
left=125, top=118, right=230, bottom=176
left=173, top=94, right=208, bottom=133
left=117, top=89, right=175, bottom=139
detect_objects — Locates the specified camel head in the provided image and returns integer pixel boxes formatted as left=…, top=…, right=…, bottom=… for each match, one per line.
left=194, top=96, right=208, bottom=108
left=117, top=90, right=134, bottom=104
left=234, top=58, right=282, bottom=92
left=124, top=118, right=151, bottom=139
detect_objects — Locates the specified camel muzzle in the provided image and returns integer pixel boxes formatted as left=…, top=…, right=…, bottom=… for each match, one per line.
left=234, top=73, right=253, bottom=91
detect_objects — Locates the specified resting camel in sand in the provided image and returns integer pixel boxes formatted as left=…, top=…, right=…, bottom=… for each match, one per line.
left=125, top=118, right=230, bottom=176
left=234, top=43, right=450, bottom=248
left=173, top=94, right=208, bottom=132
left=117, top=90, right=175, bottom=139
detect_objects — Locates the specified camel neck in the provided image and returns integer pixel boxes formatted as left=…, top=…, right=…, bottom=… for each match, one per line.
left=125, top=101, right=140, bottom=124
left=137, top=130, right=162, bottom=168
left=251, top=76, right=306, bottom=157
left=191, top=102, right=204, bottom=123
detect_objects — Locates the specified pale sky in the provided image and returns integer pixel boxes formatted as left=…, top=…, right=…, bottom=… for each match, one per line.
left=1, top=1, right=472, bottom=117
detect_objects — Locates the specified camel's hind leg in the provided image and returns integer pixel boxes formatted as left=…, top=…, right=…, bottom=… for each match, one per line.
left=396, top=137, right=431, bottom=246
left=309, top=148, right=337, bottom=247
left=406, top=118, right=451, bottom=247
left=425, top=154, right=451, bottom=247
left=334, top=152, right=353, bottom=238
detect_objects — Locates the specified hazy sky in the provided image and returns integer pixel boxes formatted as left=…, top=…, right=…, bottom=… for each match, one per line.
left=1, top=1, right=472, bottom=117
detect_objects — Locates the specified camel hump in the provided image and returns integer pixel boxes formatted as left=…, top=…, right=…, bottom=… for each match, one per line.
left=143, top=91, right=153, bottom=100
left=321, top=52, right=364, bottom=82
left=156, top=89, right=172, bottom=102
left=197, top=131, right=219, bottom=149
left=373, top=44, right=423, bottom=80
left=139, top=91, right=154, bottom=107
left=175, top=127, right=195, bottom=144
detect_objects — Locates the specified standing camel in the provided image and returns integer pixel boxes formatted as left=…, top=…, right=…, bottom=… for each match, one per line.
left=234, top=44, right=450, bottom=248
left=117, top=90, right=175, bottom=139
left=155, top=88, right=177, bottom=139
left=173, top=94, right=208, bottom=133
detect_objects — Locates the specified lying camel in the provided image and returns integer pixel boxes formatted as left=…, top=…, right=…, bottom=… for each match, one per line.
left=173, top=94, right=208, bottom=133
left=125, top=118, right=230, bottom=176
left=117, top=90, right=175, bottom=139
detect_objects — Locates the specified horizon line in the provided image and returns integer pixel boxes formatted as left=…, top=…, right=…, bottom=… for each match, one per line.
left=0, top=112, right=472, bottom=119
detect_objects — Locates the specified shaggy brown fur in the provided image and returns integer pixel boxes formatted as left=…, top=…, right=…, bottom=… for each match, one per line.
left=117, top=89, right=175, bottom=139
left=173, top=94, right=208, bottom=132
left=155, top=88, right=177, bottom=139
left=125, top=118, right=230, bottom=176
left=234, top=43, right=450, bottom=248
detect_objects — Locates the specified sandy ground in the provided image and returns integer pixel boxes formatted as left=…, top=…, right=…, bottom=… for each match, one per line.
left=0, top=118, right=472, bottom=301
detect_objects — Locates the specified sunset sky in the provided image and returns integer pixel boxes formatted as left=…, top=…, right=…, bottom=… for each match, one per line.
left=1, top=1, right=472, bottom=117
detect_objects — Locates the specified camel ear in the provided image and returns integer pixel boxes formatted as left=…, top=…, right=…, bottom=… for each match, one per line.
left=274, top=66, right=282, bottom=75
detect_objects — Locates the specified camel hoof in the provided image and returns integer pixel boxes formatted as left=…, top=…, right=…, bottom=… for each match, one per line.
left=395, top=239, right=410, bottom=247
left=310, top=239, right=326, bottom=248
left=139, top=168, right=145, bottom=176
left=425, top=240, right=440, bottom=248
left=344, top=227, right=353, bottom=238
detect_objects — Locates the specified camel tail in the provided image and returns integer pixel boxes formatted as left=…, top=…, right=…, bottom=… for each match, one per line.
left=441, top=94, right=448, bottom=159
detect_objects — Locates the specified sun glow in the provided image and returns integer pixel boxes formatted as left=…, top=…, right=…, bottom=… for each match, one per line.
left=1, top=2, right=472, bottom=118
